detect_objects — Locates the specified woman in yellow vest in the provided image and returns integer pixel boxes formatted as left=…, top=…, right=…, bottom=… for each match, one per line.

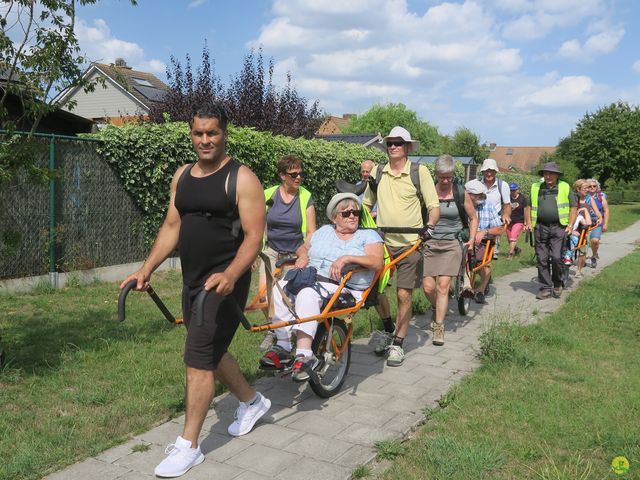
left=259, top=155, right=317, bottom=305
left=526, top=162, right=577, bottom=300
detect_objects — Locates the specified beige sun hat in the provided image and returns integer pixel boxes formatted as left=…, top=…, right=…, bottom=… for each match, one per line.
left=465, top=179, right=487, bottom=195
left=382, top=126, right=420, bottom=153
left=479, top=158, right=499, bottom=172
left=325, top=192, right=360, bottom=221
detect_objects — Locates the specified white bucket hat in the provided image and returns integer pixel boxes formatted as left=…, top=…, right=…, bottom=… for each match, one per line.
left=382, top=126, right=420, bottom=153
left=479, top=158, right=499, bottom=172
left=465, top=179, right=487, bottom=195
left=326, top=192, right=360, bottom=221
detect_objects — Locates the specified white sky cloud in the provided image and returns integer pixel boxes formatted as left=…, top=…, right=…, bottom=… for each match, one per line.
left=633, top=60, right=640, bottom=73
left=75, top=18, right=165, bottom=74
left=558, top=27, right=624, bottom=61
left=516, top=76, right=595, bottom=107
left=188, top=0, right=207, bottom=8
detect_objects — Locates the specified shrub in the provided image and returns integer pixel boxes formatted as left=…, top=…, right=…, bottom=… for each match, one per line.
left=479, top=320, right=533, bottom=368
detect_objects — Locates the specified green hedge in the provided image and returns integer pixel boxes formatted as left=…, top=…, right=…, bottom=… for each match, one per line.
left=606, top=190, right=640, bottom=204
left=90, top=122, right=476, bottom=246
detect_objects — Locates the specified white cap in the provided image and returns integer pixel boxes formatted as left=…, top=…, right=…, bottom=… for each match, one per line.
left=465, top=179, right=487, bottom=195
left=480, top=158, right=499, bottom=172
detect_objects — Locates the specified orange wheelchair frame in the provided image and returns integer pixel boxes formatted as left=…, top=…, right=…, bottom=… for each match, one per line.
left=460, top=224, right=507, bottom=300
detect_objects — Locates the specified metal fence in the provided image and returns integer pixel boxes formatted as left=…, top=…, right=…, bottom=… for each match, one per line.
left=0, top=132, right=147, bottom=280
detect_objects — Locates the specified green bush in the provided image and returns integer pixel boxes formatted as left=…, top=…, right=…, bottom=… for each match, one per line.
left=89, top=122, right=469, bottom=246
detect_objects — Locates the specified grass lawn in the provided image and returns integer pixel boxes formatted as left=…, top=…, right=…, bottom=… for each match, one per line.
left=378, top=249, right=640, bottom=480
left=0, top=202, right=638, bottom=480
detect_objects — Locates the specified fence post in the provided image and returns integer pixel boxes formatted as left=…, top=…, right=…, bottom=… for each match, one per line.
left=49, top=135, right=58, bottom=288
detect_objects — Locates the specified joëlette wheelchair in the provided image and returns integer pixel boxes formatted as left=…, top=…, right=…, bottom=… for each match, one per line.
left=453, top=224, right=507, bottom=311
left=560, top=223, right=598, bottom=287
left=117, top=227, right=430, bottom=398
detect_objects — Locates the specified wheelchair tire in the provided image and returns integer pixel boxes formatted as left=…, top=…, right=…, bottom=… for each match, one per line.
left=309, top=318, right=350, bottom=398
left=454, top=274, right=470, bottom=316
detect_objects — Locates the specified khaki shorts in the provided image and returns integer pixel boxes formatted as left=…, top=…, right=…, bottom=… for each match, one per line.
left=388, top=245, right=423, bottom=289
left=259, top=245, right=297, bottom=277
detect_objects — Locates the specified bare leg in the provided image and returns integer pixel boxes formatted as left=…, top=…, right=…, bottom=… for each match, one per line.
left=590, top=237, right=600, bottom=258
left=394, top=287, right=413, bottom=338
left=576, top=255, right=586, bottom=274
left=374, top=292, right=391, bottom=319
left=508, top=240, right=517, bottom=257
left=182, top=367, right=215, bottom=448
left=435, top=276, right=452, bottom=324
left=214, top=353, right=255, bottom=403
left=477, top=266, right=492, bottom=295
left=422, top=276, right=436, bottom=310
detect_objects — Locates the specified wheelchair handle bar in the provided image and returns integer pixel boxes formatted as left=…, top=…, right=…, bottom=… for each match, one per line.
left=118, top=279, right=177, bottom=324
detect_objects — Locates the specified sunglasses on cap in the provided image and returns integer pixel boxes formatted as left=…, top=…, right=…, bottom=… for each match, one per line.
left=387, top=140, right=406, bottom=147
left=339, top=209, right=360, bottom=218
left=284, top=171, right=303, bottom=179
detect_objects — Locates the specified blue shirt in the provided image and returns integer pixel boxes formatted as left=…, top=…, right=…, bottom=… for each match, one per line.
left=307, top=225, right=382, bottom=290
left=476, top=201, right=502, bottom=230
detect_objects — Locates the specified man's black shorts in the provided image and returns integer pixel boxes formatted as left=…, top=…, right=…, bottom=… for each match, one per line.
left=182, top=270, right=251, bottom=370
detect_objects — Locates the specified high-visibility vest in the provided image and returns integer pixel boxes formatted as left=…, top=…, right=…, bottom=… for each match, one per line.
left=530, top=180, right=570, bottom=227
left=263, top=185, right=312, bottom=239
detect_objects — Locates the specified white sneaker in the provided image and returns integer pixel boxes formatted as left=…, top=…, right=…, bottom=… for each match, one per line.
left=154, top=436, right=204, bottom=478
left=386, top=345, right=405, bottom=367
left=373, top=331, right=393, bottom=356
left=227, top=392, right=271, bottom=437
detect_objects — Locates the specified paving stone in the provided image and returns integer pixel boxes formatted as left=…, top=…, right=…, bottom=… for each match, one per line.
left=232, top=471, right=272, bottom=480
left=339, top=374, right=388, bottom=394
left=371, top=368, right=423, bottom=386
left=133, top=419, right=185, bottom=446
left=113, top=471, right=154, bottom=479
left=172, top=459, right=243, bottom=480
left=95, top=440, right=141, bottom=463
left=44, top=458, right=131, bottom=480
left=282, top=432, right=355, bottom=463
left=226, top=444, right=298, bottom=476
left=334, top=443, right=377, bottom=469
left=113, top=443, right=168, bottom=473
left=285, top=411, right=350, bottom=436
left=198, top=432, right=252, bottom=460
left=236, top=422, right=304, bottom=448
left=402, top=352, right=448, bottom=367
left=276, top=457, right=351, bottom=480
left=381, top=411, right=425, bottom=436
left=334, top=404, right=398, bottom=427
left=332, top=387, right=392, bottom=407
left=337, top=422, right=401, bottom=446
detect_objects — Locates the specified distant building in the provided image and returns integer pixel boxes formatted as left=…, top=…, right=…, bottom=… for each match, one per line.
left=316, top=114, right=355, bottom=135
left=485, top=143, right=557, bottom=173
left=53, top=59, right=169, bottom=125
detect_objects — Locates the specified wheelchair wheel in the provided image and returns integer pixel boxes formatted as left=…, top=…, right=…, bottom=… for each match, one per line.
left=454, top=274, right=470, bottom=316
left=309, top=318, right=351, bottom=398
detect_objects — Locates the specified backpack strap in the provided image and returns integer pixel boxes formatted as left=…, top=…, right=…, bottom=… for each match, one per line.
left=368, top=163, right=385, bottom=195
left=410, top=162, right=429, bottom=225
left=452, top=179, right=469, bottom=229
left=225, top=160, right=241, bottom=239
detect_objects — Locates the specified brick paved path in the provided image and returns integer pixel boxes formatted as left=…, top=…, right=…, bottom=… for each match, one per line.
left=46, top=222, right=640, bottom=479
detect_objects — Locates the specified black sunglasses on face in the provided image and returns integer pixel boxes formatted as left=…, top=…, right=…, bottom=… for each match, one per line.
left=284, top=171, right=303, bottom=179
left=339, top=209, right=360, bottom=218
left=387, top=140, right=405, bottom=148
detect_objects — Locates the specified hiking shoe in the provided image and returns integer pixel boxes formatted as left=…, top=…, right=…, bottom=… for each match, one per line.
left=154, top=436, right=204, bottom=478
left=373, top=331, right=393, bottom=356
left=227, top=392, right=271, bottom=437
left=563, top=258, right=572, bottom=265
left=432, top=323, right=444, bottom=346
left=591, top=257, right=597, bottom=268
left=492, top=252, right=499, bottom=260
left=474, top=292, right=486, bottom=304
left=291, top=355, right=320, bottom=382
left=386, top=345, right=405, bottom=367
left=575, top=272, right=583, bottom=278
left=259, top=345, right=293, bottom=370
left=514, top=246, right=522, bottom=256
left=536, top=288, right=552, bottom=300
left=259, top=330, right=277, bottom=352
left=552, top=286, right=562, bottom=298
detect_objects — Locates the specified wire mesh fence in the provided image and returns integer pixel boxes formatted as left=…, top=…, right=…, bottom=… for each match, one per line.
left=0, top=133, right=147, bottom=280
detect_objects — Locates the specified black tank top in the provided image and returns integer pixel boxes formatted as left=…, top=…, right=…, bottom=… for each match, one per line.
left=175, top=160, right=243, bottom=287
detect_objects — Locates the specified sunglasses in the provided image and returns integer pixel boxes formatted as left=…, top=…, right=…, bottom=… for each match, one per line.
left=339, top=209, right=360, bottom=218
left=284, top=171, right=303, bottom=179
left=387, top=140, right=406, bottom=148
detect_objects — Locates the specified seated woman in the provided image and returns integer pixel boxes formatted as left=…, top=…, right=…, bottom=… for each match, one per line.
left=260, top=192, right=384, bottom=381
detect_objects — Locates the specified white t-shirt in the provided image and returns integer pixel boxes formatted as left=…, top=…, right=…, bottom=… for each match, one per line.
left=484, top=178, right=510, bottom=212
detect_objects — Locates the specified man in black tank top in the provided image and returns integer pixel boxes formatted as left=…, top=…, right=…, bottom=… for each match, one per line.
left=120, top=103, right=270, bottom=478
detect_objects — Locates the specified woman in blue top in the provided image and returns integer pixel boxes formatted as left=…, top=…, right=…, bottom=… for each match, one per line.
left=260, top=193, right=383, bottom=381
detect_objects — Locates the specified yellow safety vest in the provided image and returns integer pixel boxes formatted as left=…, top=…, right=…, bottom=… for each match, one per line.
left=263, top=185, right=312, bottom=239
left=530, top=181, right=570, bottom=227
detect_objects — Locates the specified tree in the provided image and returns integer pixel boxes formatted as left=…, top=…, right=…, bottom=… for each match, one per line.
left=447, top=127, right=488, bottom=163
left=0, top=0, right=137, bottom=182
left=557, top=101, right=640, bottom=187
left=341, top=103, right=442, bottom=154
left=151, top=46, right=324, bottom=139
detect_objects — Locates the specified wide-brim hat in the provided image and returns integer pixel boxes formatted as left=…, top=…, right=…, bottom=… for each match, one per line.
left=326, top=192, right=360, bottom=221
left=382, top=126, right=420, bottom=153
left=538, top=161, right=563, bottom=176
left=335, top=179, right=367, bottom=196
left=480, top=158, right=499, bottom=172
left=465, top=179, right=487, bottom=195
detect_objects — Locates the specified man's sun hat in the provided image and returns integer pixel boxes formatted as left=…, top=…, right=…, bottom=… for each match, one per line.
left=382, top=126, right=420, bottom=153
left=465, top=179, right=487, bottom=195
left=479, top=158, right=499, bottom=172
left=538, top=161, right=563, bottom=176
left=509, top=182, right=519, bottom=190
left=326, top=192, right=360, bottom=221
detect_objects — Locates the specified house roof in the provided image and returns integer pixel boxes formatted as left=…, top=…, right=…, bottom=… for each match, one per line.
left=411, top=156, right=475, bottom=166
left=316, top=115, right=353, bottom=135
left=53, top=62, right=169, bottom=110
left=488, top=146, right=557, bottom=172
left=316, top=133, right=383, bottom=148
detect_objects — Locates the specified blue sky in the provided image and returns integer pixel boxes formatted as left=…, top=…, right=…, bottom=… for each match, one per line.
left=70, top=1, right=640, bottom=145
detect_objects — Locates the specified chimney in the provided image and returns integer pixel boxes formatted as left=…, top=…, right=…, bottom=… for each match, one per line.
left=114, top=58, right=131, bottom=69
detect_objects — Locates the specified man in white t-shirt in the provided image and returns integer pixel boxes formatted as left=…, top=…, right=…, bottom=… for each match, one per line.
left=479, top=158, right=511, bottom=258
